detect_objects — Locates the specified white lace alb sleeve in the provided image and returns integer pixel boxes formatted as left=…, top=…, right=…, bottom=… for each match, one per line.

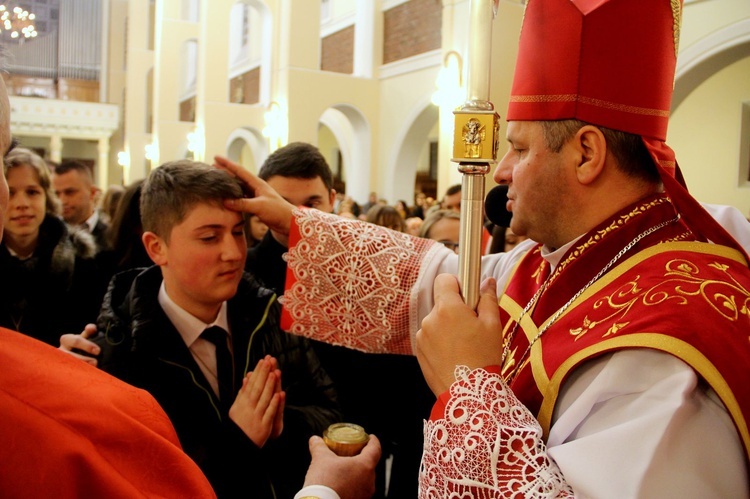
left=420, top=366, right=572, bottom=498
left=281, top=209, right=447, bottom=354
left=281, top=209, right=528, bottom=355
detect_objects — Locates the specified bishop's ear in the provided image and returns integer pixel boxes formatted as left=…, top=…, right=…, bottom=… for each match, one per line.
left=572, top=125, right=607, bottom=185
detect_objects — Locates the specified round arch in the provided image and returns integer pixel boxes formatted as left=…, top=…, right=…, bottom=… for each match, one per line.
left=225, top=127, right=267, bottom=173
left=385, top=98, right=438, bottom=205
left=319, top=104, right=371, bottom=204
left=673, top=19, right=750, bottom=111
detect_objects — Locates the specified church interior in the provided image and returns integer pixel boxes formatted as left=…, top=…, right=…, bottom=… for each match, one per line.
left=2, top=0, right=749, bottom=215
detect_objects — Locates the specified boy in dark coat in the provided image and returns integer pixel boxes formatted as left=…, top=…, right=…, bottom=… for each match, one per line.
left=72, top=161, right=340, bottom=498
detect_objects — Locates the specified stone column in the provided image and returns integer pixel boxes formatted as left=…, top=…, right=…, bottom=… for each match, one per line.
left=97, top=137, right=110, bottom=189
left=49, top=134, right=63, bottom=163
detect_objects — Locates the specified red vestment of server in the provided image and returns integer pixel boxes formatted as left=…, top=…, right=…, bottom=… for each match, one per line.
left=0, top=328, right=216, bottom=498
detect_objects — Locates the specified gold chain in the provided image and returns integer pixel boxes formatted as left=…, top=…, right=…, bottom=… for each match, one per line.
left=501, top=215, right=679, bottom=383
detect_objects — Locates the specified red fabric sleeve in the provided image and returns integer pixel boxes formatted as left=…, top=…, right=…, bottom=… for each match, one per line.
left=280, top=209, right=304, bottom=332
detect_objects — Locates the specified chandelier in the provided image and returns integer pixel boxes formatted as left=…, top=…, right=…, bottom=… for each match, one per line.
left=0, top=5, right=37, bottom=40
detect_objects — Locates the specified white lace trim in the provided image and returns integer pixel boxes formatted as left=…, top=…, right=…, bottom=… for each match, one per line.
left=282, top=209, right=435, bottom=354
left=420, top=366, right=572, bottom=498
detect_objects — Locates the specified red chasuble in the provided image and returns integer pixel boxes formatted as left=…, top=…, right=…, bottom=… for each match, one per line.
left=0, top=328, right=216, bottom=498
left=499, top=194, right=750, bottom=460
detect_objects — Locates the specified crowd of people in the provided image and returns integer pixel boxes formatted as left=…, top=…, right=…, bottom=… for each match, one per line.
left=1, top=1, right=750, bottom=498
left=3, top=135, right=513, bottom=498
left=334, top=184, right=523, bottom=256
left=0, top=128, right=518, bottom=497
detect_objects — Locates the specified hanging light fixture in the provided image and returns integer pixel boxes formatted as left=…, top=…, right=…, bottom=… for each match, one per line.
left=0, top=5, right=38, bottom=41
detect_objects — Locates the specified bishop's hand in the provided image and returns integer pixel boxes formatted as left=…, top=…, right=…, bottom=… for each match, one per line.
left=416, top=274, right=504, bottom=396
left=213, top=155, right=296, bottom=246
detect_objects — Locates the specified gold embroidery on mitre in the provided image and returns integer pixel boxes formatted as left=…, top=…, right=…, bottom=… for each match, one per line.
left=509, top=94, right=670, bottom=118
left=510, top=94, right=578, bottom=104
left=570, top=258, right=750, bottom=341
left=519, top=0, right=530, bottom=37
left=672, top=0, right=682, bottom=58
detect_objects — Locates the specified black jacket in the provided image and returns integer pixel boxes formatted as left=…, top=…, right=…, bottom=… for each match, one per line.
left=90, top=215, right=110, bottom=253
left=0, top=215, right=105, bottom=345
left=95, top=266, right=340, bottom=499
left=245, top=231, right=435, bottom=499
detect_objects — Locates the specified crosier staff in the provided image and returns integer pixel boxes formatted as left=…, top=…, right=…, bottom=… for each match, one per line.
left=453, top=0, right=500, bottom=309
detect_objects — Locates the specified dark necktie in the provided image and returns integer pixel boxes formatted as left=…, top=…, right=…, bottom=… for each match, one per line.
left=201, top=326, right=234, bottom=410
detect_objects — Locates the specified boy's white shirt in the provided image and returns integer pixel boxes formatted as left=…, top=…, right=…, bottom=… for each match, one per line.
left=158, top=281, right=231, bottom=397
left=161, top=282, right=343, bottom=499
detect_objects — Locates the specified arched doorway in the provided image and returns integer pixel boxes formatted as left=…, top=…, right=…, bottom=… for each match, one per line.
left=318, top=104, right=371, bottom=205
left=225, top=127, right=267, bottom=173
left=386, top=99, right=439, bottom=206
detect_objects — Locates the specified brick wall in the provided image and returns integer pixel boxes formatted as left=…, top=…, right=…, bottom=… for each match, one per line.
left=383, top=0, right=442, bottom=64
left=179, top=96, right=195, bottom=122
left=229, top=67, right=261, bottom=105
left=321, top=26, right=354, bottom=74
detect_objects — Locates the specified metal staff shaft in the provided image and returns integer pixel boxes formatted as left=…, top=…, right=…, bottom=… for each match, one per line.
left=457, top=163, right=490, bottom=309
left=453, top=0, right=500, bottom=309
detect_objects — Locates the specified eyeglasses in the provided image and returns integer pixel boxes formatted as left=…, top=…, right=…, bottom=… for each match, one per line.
left=438, top=240, right=459, bottom=253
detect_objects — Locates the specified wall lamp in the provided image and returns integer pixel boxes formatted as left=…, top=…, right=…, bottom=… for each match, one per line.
left=431, top=50, right=464, bottom=109
left=187, top=124, right=205, bottom=161
left=117, top=150, right=130, bottom=168
left=262, top=100, right=286, bottom=152
left=145, top=142, right=159, bottom=166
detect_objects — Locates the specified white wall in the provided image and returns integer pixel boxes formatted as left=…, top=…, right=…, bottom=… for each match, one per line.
left=670, top=56, right=750, bottom=214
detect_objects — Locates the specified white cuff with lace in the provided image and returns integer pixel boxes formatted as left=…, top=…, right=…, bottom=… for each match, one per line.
left=420, top=366, right=572, bottom=498
left=293, top=484, right=339, bottom=499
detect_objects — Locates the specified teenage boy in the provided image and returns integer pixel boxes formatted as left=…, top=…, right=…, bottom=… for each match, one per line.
left=245, top=142, right=433, bottom=498
left=65, top=160, right=339, bottom=498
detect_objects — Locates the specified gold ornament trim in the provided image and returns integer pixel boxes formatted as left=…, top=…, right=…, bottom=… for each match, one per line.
left=536, top=333, right=749, bottom=460
left=672, top=0, right=682, bottom=58
left=556, top=241, right=749, bottom=324
left=549, top=197, right=670, bottom=289
left=509, top=94, right=670, bottom=118
left=452, top=110, right=500, bottom=163
left=569, top=257, right=750, bottom=342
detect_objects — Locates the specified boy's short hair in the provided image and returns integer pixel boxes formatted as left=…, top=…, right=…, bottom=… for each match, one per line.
left=258, top=142, right=334, bottom=191
left=141, top=160, right=245, bottom=242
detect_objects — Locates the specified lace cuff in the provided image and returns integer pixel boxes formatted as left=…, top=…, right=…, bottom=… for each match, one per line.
left=280, top=208, right=437, bottom=354
left=420, top=366, right=572, bottom=498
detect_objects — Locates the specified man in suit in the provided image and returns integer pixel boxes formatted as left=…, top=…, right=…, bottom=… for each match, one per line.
left=52, top=159, right=110, bottom=251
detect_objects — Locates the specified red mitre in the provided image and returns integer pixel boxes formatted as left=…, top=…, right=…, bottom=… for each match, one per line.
left=506, top=0, right=747, bottom=259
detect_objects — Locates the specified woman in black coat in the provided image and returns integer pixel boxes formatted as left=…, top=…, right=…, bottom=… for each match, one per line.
left=0, top=148, right=105, bottom=345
